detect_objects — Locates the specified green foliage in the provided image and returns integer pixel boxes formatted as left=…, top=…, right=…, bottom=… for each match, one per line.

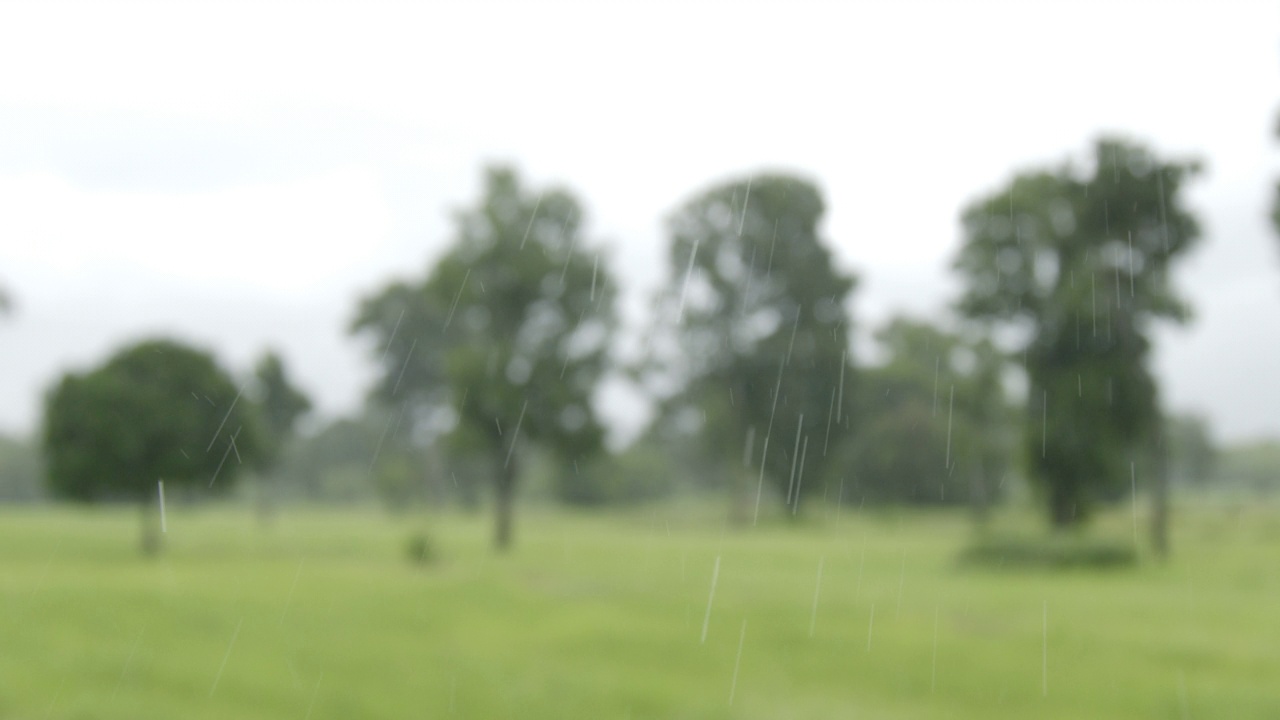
left=557, top=438, right=678, bottom=506
left=953, top=137, right=1203, bottom=527
left=372, top=450, right=428, bottom=511
left=271, top=407, right=436, bottom=508
left=352, top=165, right=617, bottom=547
left=250, top=350, right=312, bottom=473
left=274, top=416, right=380, bottom=503
left=654, top=173, right=857, bottom=515
left=959, top=534, right=1137, bottom=569
left=405, top=530, right=436, bottom=565
left=42, top=338, right=263, bottom=503
left=844, top=316, right=1015, bottom=508
left=842, top=396, right=954, bottom=504
left=1165, top=413, right=1217, bottom=484
left=0, top=434, right=43, bottom=503
left=1217, top=439, right=1280, bottom=494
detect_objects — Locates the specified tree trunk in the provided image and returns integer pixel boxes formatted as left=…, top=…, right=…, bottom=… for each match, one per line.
left=139, top=492, right=161, bottom=556
left=1150, top=423, right=1170, bottom=559
left=494, top=454, right=517, bottom=552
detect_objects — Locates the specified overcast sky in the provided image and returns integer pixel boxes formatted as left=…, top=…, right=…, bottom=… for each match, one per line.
left=1, top=1, right=1278, bottom=447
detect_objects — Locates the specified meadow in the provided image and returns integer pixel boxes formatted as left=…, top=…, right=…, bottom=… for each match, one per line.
left=1, top=499, right=1278, bottom=719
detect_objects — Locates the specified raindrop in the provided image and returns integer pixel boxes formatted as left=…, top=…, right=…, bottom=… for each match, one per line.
left=785, top=415, right=805, bottom=505
left=379, top=309, right=405, bottom=364
left=1042, top=600, right=1048, bottom=697
left=208, top=618, right=243, bottom=698
left=157, top=481, right=166, bottom=533
left=945, top=385, right=954, bottom=469
left=931, top=605, right=940, bottom=693
left=206, top=384, right=246, bottom=452
left=444, top=269, right=471, bottom=330
left=1131, top=462, right=1139, bottom=550
left=519, top=193, right=543, bottom=249
left=503, top=400, right=528, bottom=469
left=752, top=436, right=770, bottom=526
left=866, top=603, right=875, bottom=652
left=676, top=238, right=700, bottom=323
left=391, top=339, right=417, bottom=395
left=728, top=618, right=747, bottom=706
left=1041, top=391, right=1047, bottom=458
left=808, top=557, right=824, bottom=638
left=895, top=550, right=905, bottom=619
left=701, top=556, right=721, bottom=644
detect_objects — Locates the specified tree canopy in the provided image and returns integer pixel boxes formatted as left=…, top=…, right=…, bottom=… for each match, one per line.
left=42, top=338, right=262, bottom=552
left=953, top=137, right=1203, bottom=528
left=847, top=316, right=1014, bottom=511
left=352, top=165, right=617, bottom=549
left=251, top=350, right=312, bottom=473
left=652, top=172, right=857, bottom=519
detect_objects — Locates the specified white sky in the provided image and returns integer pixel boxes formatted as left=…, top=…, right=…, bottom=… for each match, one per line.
left=1, top=0, right=1278, bottom=446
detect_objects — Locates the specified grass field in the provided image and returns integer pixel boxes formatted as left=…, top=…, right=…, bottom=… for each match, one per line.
left=2, top=500, right=1278, bottom=719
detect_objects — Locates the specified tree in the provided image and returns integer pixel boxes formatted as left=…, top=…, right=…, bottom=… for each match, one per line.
left=352, top=165, right=617, bottom=550
left=846, top=316, right=1014, bottom=515
left=0, top=434, right=43, bottom=503
left=652, top=173, right=857, bottom=520
left=42, top=338, right=263, bottom=554
left=1165, top=413, right=1217, bottom=485
left=248, top=350, right=312, bottom=519
left=273, top=411, right=385, bottom=504
left=953, top=137, right=1203, bottom=538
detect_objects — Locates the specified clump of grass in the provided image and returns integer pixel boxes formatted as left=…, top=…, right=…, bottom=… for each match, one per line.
left=405, top=531, right=437, bottom=565
left=959, top=533, right=1137, bottom=570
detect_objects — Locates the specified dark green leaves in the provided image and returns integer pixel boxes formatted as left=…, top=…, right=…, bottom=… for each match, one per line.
left=952, top=137, right=1204, bottom=526
left=657, top=173, right=857, bottom=512
left=42, top=338, right=262, bottom=502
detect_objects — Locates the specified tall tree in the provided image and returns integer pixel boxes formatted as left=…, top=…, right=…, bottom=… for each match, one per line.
left=249, top=350, right=312, bottom=518
left=352, top=165, right=616, bottom=550
left=42, top=338, right=262, bottom=554
left=653, top=173, right=857, bottom=520
left=953, top=137, right=1202, bottom=538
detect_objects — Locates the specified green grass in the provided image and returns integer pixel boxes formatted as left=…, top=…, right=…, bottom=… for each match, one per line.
left=2, top=501, right=1278, bottom=718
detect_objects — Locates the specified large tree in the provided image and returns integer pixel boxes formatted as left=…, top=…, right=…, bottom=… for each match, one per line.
left=953, top=137, right=1202, bottom=535
left=652, top=172, right=857, bottom=520
left=42, top=338, right=262, bottom=553
left=352, top=165, right=616, bottom=550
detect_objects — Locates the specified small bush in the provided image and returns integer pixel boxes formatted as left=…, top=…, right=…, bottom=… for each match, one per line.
left=406, top=532, right=436, bottom=566
left=959, top=535, right=1137, bottom=570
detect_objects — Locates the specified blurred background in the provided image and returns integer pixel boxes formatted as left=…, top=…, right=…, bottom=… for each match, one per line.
left=2, top=2, right=1280, bottom=718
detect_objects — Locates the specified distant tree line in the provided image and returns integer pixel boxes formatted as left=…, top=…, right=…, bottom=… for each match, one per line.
left=28, top=134, right=1222, bottom=554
